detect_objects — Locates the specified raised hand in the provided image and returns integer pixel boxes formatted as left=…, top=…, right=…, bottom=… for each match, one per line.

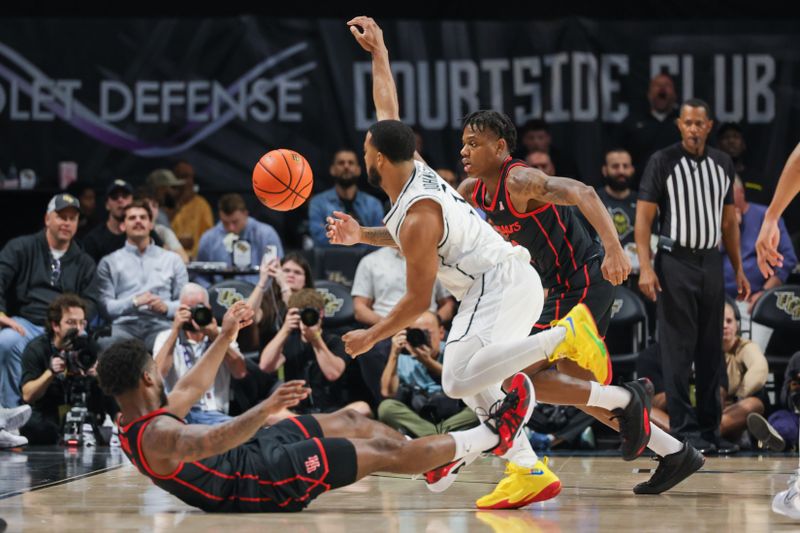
left=347, top=16, right=386, bottom=54
left=326, top=210, right=362, bottom=246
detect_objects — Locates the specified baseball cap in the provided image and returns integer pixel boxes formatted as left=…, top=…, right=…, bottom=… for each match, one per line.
left=105, top=179, right=134, bottom=197
left=47, top=193, right=81, bottom=213
left=146, top=169, right=185, bottom=188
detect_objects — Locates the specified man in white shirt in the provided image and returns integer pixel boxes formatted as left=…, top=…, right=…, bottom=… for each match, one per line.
left=152, top=283, right=247, bottom=424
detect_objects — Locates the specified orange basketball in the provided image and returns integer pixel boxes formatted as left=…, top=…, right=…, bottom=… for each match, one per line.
left=252, top=149, right=313, bottom=211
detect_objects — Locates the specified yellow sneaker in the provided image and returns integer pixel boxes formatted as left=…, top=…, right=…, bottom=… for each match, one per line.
left=475, top=458, right=562, bottom=510
left=549, top=303, right=612, bottom=385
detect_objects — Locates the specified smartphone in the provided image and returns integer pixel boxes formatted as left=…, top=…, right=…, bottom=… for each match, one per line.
left=261, top=245, right=278, bottom=268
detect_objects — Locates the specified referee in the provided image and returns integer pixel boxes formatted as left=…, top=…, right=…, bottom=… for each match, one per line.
left=635, top=98, right=751, bottom=454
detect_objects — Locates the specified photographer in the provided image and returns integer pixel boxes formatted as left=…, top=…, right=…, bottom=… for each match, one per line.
left=377, top=311, right=477, bottom=437
left=19, top=294, right=111, bottom=445
left=153, top=283, right=247, bottom=425
left=259, top=288, right=370, bottom=417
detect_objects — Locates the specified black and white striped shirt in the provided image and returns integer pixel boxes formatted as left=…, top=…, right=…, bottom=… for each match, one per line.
left=639, top=143, right=735, bottom=250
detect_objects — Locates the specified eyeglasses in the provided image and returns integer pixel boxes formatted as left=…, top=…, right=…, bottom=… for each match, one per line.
left=50, top=256, right=61, bottom=286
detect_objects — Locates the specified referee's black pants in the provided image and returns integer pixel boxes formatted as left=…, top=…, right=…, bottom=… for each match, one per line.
left=655, top=247, right=724, bottom=439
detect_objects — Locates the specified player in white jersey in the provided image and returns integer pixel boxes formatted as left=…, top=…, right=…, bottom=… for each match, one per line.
left=326, top=119, right=649, bottom=498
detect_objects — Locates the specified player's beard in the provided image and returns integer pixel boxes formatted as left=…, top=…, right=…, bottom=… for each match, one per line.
left=367, top=166, right=382, bottom=188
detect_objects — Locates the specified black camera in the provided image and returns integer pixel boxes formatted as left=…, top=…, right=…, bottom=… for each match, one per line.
left=405, top=328, right=431, bottom=349
left=184, top=304, right=213, bottom=330
left=60, top=328, right=99, bottom=373
left=299, top=307, right=321, bottom=327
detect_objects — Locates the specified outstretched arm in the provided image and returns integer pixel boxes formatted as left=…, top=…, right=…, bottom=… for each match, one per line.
left=757, top=142, right=800, bottom=278
left=506, top=167, right=631, bottom=285
left=348, top=16, right=427, bottom=165
left=143, top=381, right=309, bottom=466
left=326, top=211, right=398, bottom=247
left=342, top=200, right=442, bottom=356
left=166, top=301, right=253, bottom=418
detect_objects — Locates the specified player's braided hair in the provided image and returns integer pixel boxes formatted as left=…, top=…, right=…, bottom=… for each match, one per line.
left=462, top=110, right=517, bottom=153
left=96, top=339, right=153, bottom=396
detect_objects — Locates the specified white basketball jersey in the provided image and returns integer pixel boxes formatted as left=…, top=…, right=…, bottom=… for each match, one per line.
left=383, top=160, right=530, bottom=299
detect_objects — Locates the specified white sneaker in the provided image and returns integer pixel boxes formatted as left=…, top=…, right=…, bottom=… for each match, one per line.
left=82, top=423, right=96, bottom=447
left=0, top=405, right=31, bottom=432
left=0, top=428, right=28, bottom=449
left=773, top=474, right=800, bottom=520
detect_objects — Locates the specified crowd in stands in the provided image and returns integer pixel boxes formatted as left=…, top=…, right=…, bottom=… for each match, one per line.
left=0, top=73, right=798, bottom=458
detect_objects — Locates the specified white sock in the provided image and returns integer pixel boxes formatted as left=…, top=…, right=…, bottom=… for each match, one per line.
left=503, top=433, right=540, bottom=468
left=647, top=424, right=683, bottom=456
left=450, top=424, right=500, bottom=459
left=586, top=382, right=632, bottom=411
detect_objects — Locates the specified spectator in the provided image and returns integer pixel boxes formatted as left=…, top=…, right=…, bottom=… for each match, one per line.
left=171, top=161, right=215, bottom=258
left=145, top=169, right=184, bottom=227
left=525, top=150, right=556, bottom=176
left=195, top=193, right=283, bottom=287
left=81, top=179, right=163, bottom=263
left=20, top=294, right=113, bottom=444
left=152, top=283, right=247, bottom=425
left=716, top=122, right=770, bottom=205
left=96, top=200, right=187, bottom=351
left=378, top=311, right=477, bottom=437
left=307, top=149, right=384, bottom=248
left=635, top=98, right=750, bottom=454
left=724, top=176, right=797, bottom=350
left=351, top=247, right=456, bottom=327
left=620, top=73, right=681, bottom=183
left=137, top=187, right=190, bottom=264
left=752, top=351, right=800, bottom=451
left=596, top=148, right=638, bottom=248
left=636, top=301, right=768, bottom=449
left=514, top=119, right=576, bottom=177
left=258, top=288, right=370, bottom=417
left=66, top=182, right=99, bottom=241
left=350, top=246, right=456, bottom=405
left=0, top=194, right=98, bottom=407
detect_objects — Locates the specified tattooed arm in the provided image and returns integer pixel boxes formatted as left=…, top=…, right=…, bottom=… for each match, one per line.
left=142, top=381, right=309, bottom=469
left=326, top=211, right=398, bottom=248
left=506, top=166, right=631, bottom=285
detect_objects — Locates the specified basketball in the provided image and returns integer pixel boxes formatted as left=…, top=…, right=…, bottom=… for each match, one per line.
left=252, top=149, right=314, bottom=211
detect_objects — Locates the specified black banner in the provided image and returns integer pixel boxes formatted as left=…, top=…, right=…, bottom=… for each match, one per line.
left=1, top=18, right=799, bottom=226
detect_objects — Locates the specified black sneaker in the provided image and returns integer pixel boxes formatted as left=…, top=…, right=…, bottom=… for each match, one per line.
left=633, top=442, right=705, bottom=494
left=714, top=436, right=740, bottom=455
left=747, top=412, right=786, bottom=452
left=613, top=378, right=654, bottom=461
left=685, top=434, right=717, bottom=455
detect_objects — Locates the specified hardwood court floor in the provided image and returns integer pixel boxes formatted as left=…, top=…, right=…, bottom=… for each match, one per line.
left=1, top=449, right=799, bottom=532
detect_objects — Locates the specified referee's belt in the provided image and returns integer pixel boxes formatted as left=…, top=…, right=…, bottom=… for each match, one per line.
left=657, top=236, right=718, bottom=257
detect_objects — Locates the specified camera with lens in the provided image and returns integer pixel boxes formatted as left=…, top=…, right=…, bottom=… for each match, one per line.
left=60, top=328, right=100, bottom=374
left=299, top=307, right=321, bottom=327
left=184, top=303, right=214, bottom=330
left=401, top=328, right=431, bottom=354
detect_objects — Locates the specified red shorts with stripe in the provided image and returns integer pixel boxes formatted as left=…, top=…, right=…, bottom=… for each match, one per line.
left=252, top=415, right=358, bottom=512
left=532, top=258, right=615, bottom=335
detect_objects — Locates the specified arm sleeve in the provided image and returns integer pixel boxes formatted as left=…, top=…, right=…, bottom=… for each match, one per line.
left=20, top=337, right=48, bottom=387
left=776, top=218, right=798, bottom=282
left=0, top=239, right=21, bottom=315
left=96, top=257, right=133, bottom=320
left=350, top=256, right=374, bottom=298
left=77, top=256, right=100, bottom=321
left=637, top=152, right=665, bottom=203
left=307, top=196, right=329, bottom=247
left=737, top=342, right=769, bottom=398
